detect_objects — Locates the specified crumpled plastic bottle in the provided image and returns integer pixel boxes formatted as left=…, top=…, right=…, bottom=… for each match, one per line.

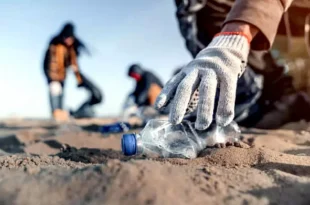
left=122, top=119, right=240, bottom=159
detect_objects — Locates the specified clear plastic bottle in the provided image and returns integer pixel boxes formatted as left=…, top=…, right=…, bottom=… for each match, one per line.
left=122, top=119, right=240, bottom=159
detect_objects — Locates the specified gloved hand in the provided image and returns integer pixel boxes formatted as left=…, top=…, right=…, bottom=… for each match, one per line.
left=155, top=33, right=250, bottom=130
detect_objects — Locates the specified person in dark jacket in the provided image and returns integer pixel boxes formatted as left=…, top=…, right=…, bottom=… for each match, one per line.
left=43, top=22, right=101, bottom=121
left=128, top=64, right=163, bottom=107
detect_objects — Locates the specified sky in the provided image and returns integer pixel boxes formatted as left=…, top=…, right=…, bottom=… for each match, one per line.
left=0, top=0, right=192, bottom=118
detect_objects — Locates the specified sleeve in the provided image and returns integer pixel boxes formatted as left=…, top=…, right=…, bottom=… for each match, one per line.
left=47, top=45, right=59, bottom=81
left=136, top=74, right=152, bottom=106
left=70, top=48, right=83, bottom=85
left=224, top=0, right=295, bottom=50
left=43, top=50, right=50, bottom=80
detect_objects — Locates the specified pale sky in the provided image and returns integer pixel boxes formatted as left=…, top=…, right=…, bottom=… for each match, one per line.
left=0, top=0, right=192, bottom=118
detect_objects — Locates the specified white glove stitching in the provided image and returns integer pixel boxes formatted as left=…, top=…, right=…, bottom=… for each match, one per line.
left=156, top=34, right=250, bottom=130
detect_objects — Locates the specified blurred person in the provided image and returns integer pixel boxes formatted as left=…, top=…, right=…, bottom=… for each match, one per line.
left=128, top=64, right=163, bottom=107
left=121, top=64, right=164, bottom=121
left=43, top=22, right=101, bottom=121
left=155, top=0, right=310, bottom=129
left=101, top=64, right=165, bottom=132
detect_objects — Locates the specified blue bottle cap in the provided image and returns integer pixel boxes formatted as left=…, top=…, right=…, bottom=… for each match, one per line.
left=121, top=134, right=137, bottom=156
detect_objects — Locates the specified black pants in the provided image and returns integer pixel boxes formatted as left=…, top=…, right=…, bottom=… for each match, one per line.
left=70, top=73, right=103, bottom=118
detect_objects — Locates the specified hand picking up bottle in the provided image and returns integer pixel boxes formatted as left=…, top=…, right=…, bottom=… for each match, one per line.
left=122, top=119, right=240, bottom=159
left=155, top=32, right=250, bottom=130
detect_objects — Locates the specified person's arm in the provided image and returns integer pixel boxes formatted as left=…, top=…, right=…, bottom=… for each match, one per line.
left=69, top=48, right=83, bottom=85
left=136, top=74, right=152, bottom=106
left=223, top=0, right=294, bottom=50
left=155, top=0, right=295, bottom=131
left=43, top=50, right=51, bottom=80
left=47, top=45, right=60, bottom=81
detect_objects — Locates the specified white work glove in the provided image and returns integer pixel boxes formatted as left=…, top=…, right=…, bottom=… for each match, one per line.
left=155, top=34, right=250, bottom=130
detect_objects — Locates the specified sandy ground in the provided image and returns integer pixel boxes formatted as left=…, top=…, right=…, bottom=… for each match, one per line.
left=0, top=118, right=309, bottom=204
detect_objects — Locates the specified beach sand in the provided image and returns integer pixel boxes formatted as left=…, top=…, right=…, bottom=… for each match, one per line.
left=0, top=118, right=309, bottom=204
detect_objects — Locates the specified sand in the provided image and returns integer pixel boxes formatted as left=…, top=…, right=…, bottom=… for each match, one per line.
left=0, top=118, right=309, bottom=204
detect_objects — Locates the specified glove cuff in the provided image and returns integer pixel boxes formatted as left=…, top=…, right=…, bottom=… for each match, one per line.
left=209, top=33, right=250, bottom=55
left=215, top=32, right=251, bottom=44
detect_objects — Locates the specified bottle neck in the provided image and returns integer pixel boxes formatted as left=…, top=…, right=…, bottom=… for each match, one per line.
left=135, top=134, right=144, bottom=154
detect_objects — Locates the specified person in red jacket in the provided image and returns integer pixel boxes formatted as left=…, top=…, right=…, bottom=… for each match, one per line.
left=128, top=64, right=163, bottom=107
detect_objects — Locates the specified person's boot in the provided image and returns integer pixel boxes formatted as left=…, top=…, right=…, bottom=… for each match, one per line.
left=53, top=109, right=70, bottom=122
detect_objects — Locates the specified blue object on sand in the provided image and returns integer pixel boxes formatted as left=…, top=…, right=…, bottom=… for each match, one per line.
left=99, top=122, right=131, bottom=134
left=121, top=133, right=137, bottom=156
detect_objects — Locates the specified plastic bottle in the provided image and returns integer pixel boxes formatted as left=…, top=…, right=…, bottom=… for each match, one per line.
left=122, top=119, right=240, bottom=159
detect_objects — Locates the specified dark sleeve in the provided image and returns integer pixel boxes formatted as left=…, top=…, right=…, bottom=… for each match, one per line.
left=43, top=37, right=61, bottom=83
left=135, top=74, right=152, bottom=106
left=43, top=50, right=49, bottom=78
left=43, top=46, right=54, bottom=83
left=154, top=75, right=163, bottom=88
left=174, top=0, right=181, bottom=7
